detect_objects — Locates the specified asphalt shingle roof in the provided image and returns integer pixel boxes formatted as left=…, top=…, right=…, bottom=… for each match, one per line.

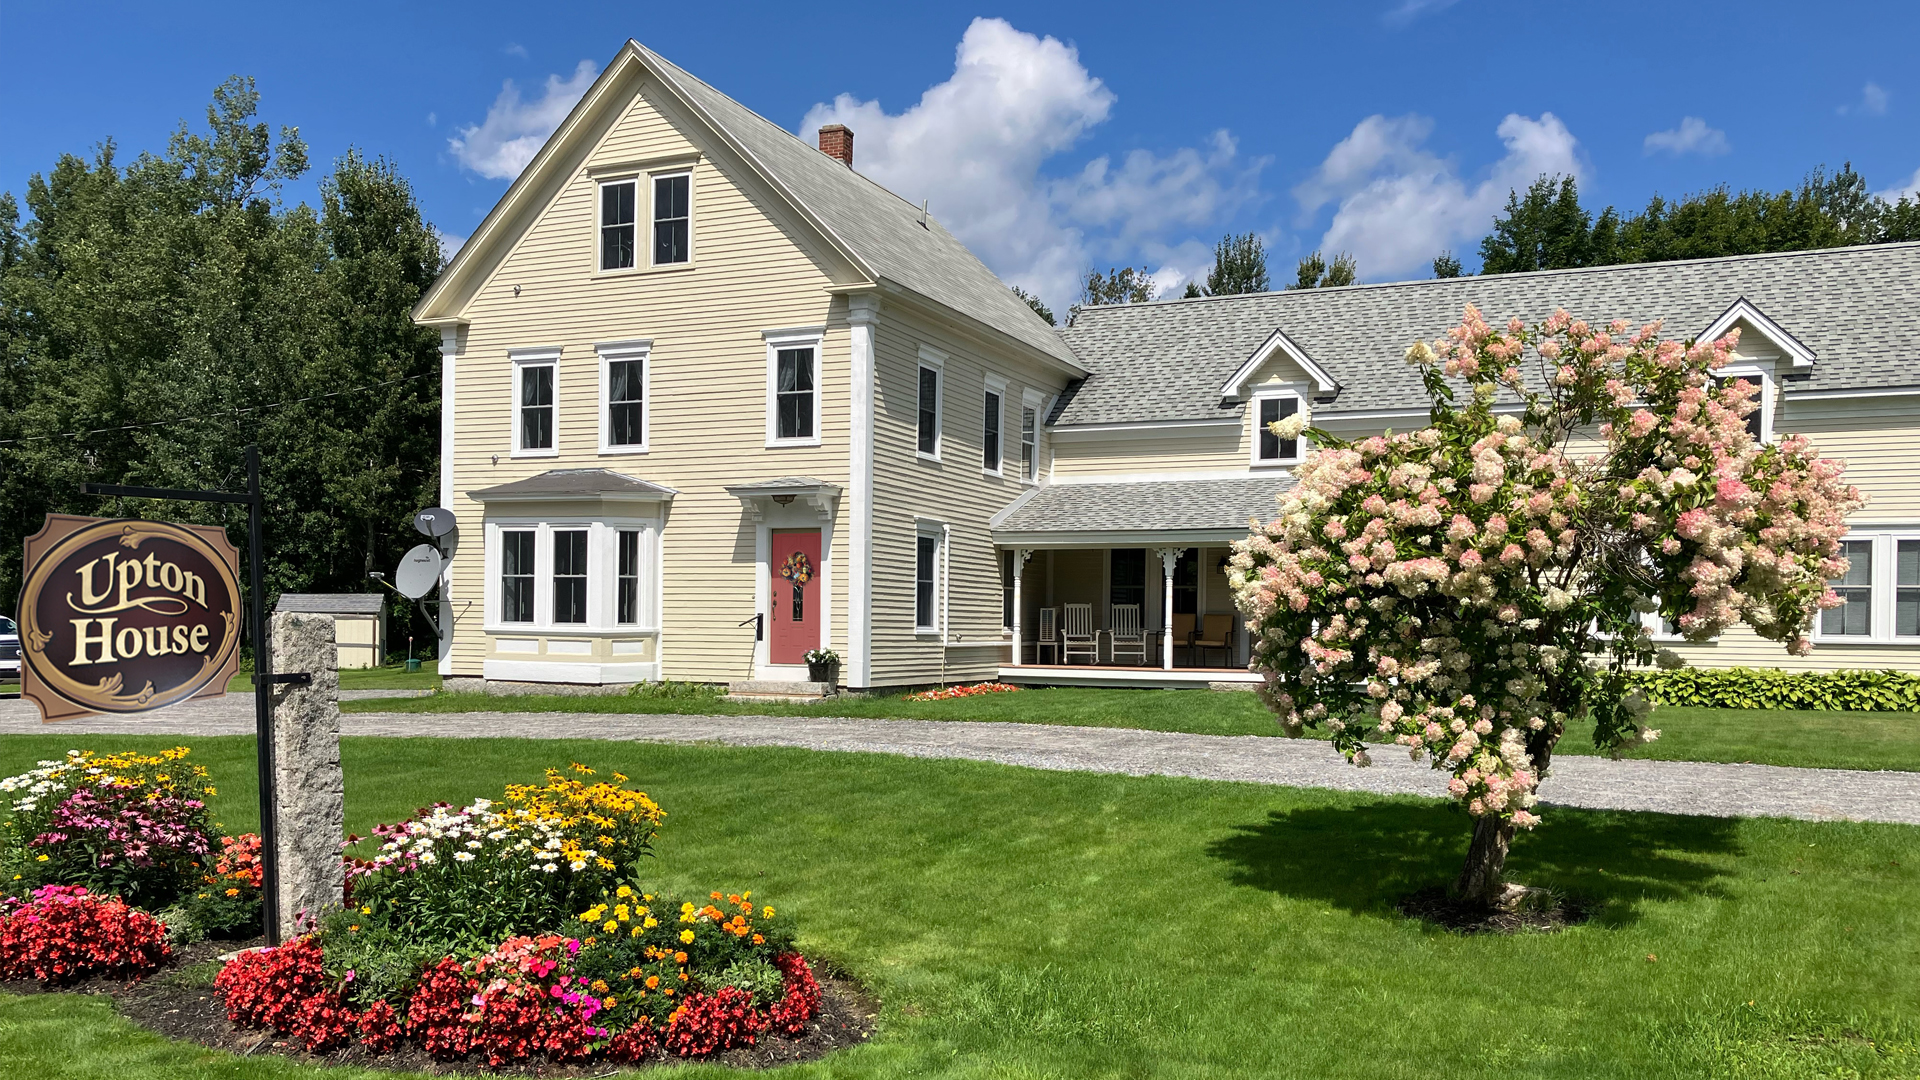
left=468, top=469, right=677, bottom=500
left=993, top=476, right=1297, bottom=536
left=1052, top=243, right=1920, bottom=426
left=635, top=43, right=1081, bottom=371
left=274, top=594, right=386, bottom=616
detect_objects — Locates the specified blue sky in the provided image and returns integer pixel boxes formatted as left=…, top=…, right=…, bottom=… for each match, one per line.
left=4, top=0, right=1917, bottom=314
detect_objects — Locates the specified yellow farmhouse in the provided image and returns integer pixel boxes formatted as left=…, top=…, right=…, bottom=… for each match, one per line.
left=414, top=39, right=1920, bottom=692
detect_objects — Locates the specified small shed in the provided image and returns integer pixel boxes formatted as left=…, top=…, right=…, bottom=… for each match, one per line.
left=274, top=594, right=387, bottom=669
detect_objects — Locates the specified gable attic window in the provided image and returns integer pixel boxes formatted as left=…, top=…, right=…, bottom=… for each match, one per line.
left=511, top=348, right=560, bottom=457
left=653, top=172, right=690, bottom=265
left=1712, top=367, right=1773, bottom=442
left=600, top=180, right=636, bottom=270
left=1252, top=390, right=1303, bottom=465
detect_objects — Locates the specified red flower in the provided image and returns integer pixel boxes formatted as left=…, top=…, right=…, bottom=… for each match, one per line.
left=0, top=885, right=170, bottom=985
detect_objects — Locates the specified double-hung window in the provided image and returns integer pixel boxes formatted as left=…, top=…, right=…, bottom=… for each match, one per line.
left=915, top=531, right=941, bottom=631
left=916, top=348, right=944, bottom=458
left=617, top=529, right=642, bottom=625
left=982, top=386, right=1003, bottom=474
left=1020, top=405, right=1038, bottom=482
left=500, top=531, right=536, bottom=623
left=512, top=349, right=559, bottom=455
left=597, top=340, right=649, bottom=452
left=599, top=180, right=636, bottom=271
left=1713, top=368, right=1773, bottom=442
left=552, top=530, right=588, bottom=625
left=652, top=172, right=690, bottom=265
left=1110, top=549, right=1147, bottom=611
left=1815, top=532, right=1920, bottom=642
left=1253, top=392, right=1302, bottom=465
left=764, top=330, right=821, bottom=446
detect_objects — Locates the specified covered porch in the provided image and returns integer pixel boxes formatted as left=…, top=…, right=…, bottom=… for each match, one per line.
left=990, top=475, right=1293, bottom=687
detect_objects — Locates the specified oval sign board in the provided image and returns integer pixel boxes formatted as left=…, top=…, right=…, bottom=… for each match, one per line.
left=18, top=515, right=243, bottom=722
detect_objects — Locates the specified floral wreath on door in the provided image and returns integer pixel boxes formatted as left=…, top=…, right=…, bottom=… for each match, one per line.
left=779, top=551, right=813, bottom=585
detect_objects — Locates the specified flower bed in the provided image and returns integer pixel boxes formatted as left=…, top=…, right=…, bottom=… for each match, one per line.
left=0, top=884, right=171, bottom=984
left=906, top=682, right=1022, bottom=702
left=211, top=764, right=831, bottom=1067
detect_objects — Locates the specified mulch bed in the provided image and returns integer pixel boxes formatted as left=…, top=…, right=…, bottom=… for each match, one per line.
left=1397, top=887, right=1594, bottom=934
left=5, top=937, right=879, bottom=1074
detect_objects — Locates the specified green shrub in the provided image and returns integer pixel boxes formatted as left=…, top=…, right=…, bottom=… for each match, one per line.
left=1628, top=667, right=1920, bottom=711
left=627, top=679, right=724, bottom=701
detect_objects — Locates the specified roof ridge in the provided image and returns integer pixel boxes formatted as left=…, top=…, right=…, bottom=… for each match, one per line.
left=1066, top=240, right=1920, bottom=320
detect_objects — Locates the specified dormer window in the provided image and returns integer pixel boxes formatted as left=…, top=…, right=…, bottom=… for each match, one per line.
left=1252, top=390, right=1304, bottom=465
left=599, top=180, right=636, bottom=270
left=1713, top=367, right=1773, bottom=442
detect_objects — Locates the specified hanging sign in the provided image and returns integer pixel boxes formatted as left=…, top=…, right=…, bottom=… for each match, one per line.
left=16, top=515, right=243, bottom=721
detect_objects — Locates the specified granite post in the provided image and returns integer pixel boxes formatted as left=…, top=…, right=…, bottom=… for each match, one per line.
left=269, top=611, right=344, bottom=937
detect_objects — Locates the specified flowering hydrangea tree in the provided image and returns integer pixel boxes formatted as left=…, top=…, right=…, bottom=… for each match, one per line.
left=1229, top=305, right=1864, bottom=905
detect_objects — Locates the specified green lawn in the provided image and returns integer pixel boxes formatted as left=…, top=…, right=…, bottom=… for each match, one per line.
left=0, top=733, right=1915, bottom=1078
left=345, top=687, right=1920, bottom=772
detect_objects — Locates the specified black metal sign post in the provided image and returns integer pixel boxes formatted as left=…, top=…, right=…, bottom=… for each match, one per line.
left=80, top=444, right=286, bottom=945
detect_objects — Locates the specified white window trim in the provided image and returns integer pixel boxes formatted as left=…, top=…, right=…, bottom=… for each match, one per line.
left=1715, top=364, right=1775, bottom=444
left=763, top=327, right=824, bottom=448
left=649, top=169, right=694, bottom=268
left=595, top=177, right=639, bottom=274
left=913, top=517, right=946, bottom=634
left=484, top=517, right=662, bottom=634
left=1812, top=530, right=1920, bottom=645
left=1020, top=388, right=1044, bottom=486
left=596, top=339, right=652, bottom=455
left=510, top=348, right=561, bottom=458
left=982, top=373, right=1008, bottom=478
left=1249, top=387, right=1307, bottom=467
left=916, top=346, right=946, bottom=462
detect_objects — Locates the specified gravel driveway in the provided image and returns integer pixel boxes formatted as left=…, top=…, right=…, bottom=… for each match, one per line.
left=1, top=695, right=1915, bottom=825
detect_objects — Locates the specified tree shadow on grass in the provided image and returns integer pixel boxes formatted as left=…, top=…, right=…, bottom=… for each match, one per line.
left=1206, top=800, right=1743, bottom=927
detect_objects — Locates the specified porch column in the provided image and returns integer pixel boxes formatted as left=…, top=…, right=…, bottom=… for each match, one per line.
left=1009, top=548, right=1033, bottom=666
left=1153, top=547, right=1184, bottom=671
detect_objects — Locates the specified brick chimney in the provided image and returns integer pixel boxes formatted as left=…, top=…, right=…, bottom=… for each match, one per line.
left=817, top=124, right=853, bottom=167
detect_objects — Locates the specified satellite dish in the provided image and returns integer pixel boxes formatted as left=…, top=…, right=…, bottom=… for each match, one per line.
left=414, top=507, right=457, bottom=538
left=394, top=544, right=447, bottom=599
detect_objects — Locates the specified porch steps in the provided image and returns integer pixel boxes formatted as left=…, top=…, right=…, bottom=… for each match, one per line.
left=725, top=679, right=835, bottom=704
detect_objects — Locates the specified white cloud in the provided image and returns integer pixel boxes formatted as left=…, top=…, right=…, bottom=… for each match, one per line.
left=434, top=228, right=467, bottom=259
left=1879, top=166, right=1920, bottom=202
left=1383, top=0, right=1461, bottom=26
left=801, top=17, right=1263, bottom=313
left=449, top=59, right=596, bottom=180
left=1300, top=112, right=1582, bottom=282
left=503, top=43, right=528, bottom=59
left=1643, top=116, right=1730, bottom=157
left=1839, top=82, right=1890, bottom=116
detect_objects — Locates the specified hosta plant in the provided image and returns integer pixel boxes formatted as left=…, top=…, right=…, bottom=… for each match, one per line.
left=1231, top=306, right=1863, bottom=905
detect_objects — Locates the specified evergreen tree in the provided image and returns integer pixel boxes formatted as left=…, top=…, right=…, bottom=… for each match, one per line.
left=1011, top=285, right=1055, bottom=326
left=0, top=78, right=444, bottom=628
left=1203, top=232, right=1269, bottom=295
left=1432, top=250, right=1464, bottom=278
left=1181, top=281, right=1203, bottom=298
left=1077, top=266, right=1156, bottom=307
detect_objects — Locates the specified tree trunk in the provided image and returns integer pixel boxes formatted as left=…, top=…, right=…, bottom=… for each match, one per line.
left=1454, top=815, right=1518, bottom=908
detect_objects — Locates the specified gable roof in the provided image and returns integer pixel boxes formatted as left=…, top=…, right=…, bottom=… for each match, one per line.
left=1052, top=242, right=1920, bottom=426
left=415, top=41, right=1080, bottom=374
left=991, top=476, right=1298, bottom=541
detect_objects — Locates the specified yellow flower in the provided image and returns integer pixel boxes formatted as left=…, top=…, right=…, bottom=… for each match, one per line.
left=763, top=906, right=775, bottom=918
left=603, top=996, right=617, bottom=1009
left=604, top=920, right=618, bottom=933
left=35, top=854, right=48, bottom=862
left=679, top=929, right=695, bottom=944
left=643, top=916, right=657, bottom=928
left=361, top=906, right=372, bottom=915
left=630, top=926, right=642, bottom=938
left=615, top=885, right=633, bottom=899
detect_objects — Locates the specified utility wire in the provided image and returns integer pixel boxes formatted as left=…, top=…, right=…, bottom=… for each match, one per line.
left=0, top=372, right=432, bottom=446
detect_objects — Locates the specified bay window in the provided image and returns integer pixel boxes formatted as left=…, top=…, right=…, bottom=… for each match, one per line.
left=552, top=530, right=588, bottom=624
left=501, top=531, right=535, bottom=623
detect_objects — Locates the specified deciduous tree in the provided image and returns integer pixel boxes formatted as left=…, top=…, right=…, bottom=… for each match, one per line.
left=1230, top=307, right=1862, bottom=905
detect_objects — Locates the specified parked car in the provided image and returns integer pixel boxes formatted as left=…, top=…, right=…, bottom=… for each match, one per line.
left=0, top=614, right=18, bottom=681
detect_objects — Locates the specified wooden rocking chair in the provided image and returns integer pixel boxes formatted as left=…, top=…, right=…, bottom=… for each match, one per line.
left=1109, top=604, right=1148, bottom=665
left=1062, top=603, right=1098, bottom=664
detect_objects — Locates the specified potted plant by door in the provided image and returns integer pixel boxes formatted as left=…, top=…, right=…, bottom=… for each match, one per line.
left=804, top=648, right=840, bottom=686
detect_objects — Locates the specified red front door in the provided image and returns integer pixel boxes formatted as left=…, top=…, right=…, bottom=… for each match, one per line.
left=770, top=530, right=821, bottom=665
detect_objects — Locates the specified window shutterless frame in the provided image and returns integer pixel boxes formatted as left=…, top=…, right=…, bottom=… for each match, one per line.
left=596, top=339, right=651, bottom=454
left=499, top=530, right=536, bottom=623
left=510, top=348, right=561, bottom=457
left=1250, top=389, right=1304, bottom=466
left=763, top=328, right=823, bottom=447
left=551, top=529, right=589, bottom=624
left=982, top=389, right=1003, bottom=474
left=598, top=179, right=637, bottom=271
left=652, top=171, right=691, bottom=266
left=1813, top=531, right=1920, bottom=643
left=914, top=531, right=941, bottom=631
left=916, top=346, right=946, bottom=461
left=1712, top=366, right=1774, bottom=443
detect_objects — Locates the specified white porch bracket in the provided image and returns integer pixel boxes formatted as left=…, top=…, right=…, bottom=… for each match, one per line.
left=1009, top=548, right=1034, bottom=667
left=1152, top=547, right=1186, bottom=671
